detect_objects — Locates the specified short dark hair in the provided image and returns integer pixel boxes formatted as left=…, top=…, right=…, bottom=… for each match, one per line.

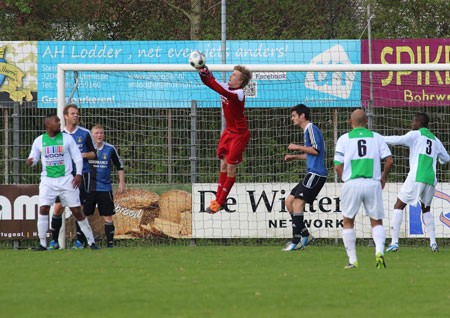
left=290, top=103, right=310, bottom=120
left=44, top=113, right=58, bottom=126
left=45, top=113, right=58, bottom=119
left=414, top=112, right=429, bottom=128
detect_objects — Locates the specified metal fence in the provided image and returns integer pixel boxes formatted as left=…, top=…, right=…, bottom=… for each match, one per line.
left=2, top=101, right=450, bottom=187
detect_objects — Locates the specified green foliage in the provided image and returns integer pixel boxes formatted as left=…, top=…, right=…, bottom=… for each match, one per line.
left=0, top=0, right=449, bottom=40
left=369, top=0, right=450, bottom=38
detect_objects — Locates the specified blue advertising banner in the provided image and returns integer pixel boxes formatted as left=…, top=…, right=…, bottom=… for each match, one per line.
left=37, top=40, right=361, bottom=108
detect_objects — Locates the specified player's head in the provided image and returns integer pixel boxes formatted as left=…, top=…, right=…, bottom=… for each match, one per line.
left=63, top=103, right=78, bottom=116
left=91, top=124, right=105, bottom=145
left=230, top=65, right=252, bottom=89
left=350, top=109, right=368, bottom=128
left=290, top=103, right=311, bottom=121
left=44, top=114, right=61, bottom=135
left=412, top=112, right=429, bottom=129
left=63, top=103, right=80, bottom=126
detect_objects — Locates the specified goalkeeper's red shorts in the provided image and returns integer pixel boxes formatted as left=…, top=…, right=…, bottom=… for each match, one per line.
left=217, top=129, right=250, bottom=165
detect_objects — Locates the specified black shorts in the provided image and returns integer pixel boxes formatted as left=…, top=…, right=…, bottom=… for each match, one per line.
left=290, top=172, right=327, bottom=204
left=84, top=191, right=115, bottom=217
left=55, top=172, right=90, bottom=204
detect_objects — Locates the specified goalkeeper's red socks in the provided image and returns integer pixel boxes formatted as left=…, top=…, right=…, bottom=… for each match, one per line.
left=217, top=176, right=236, bottom=207
left=215, top=172, right=228, bottom=201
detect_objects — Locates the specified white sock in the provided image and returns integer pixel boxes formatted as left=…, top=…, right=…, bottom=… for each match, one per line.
left=372, top=224, right=386, bottom=255
left=422, top=212, right=436, bottom=246
left=390, top=209, right=403, bottom=245
left=343, top=228, right=357, bottom=264
left=77, top=218, right=95, bottom=245
left=37, top=214, right=49, bottom=247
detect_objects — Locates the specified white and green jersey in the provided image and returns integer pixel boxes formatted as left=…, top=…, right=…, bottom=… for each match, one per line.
left=334, top=127, right=391, bottom=182
left=384, top=128, right=450, bottom=186
left=28, top=132, right=83, bottom=178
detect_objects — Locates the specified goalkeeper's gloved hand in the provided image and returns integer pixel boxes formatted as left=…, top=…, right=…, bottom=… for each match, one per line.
left=198, top=66, right=211, bottom=78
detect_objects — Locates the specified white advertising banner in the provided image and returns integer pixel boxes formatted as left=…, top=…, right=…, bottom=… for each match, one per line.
left=192, top=183, right=450, bottom=239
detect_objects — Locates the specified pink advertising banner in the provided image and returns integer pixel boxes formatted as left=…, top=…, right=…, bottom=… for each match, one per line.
left=362, top=39, right=450, bottom=107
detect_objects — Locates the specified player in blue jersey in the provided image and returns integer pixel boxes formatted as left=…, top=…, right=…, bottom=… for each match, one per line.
left=84, top=124, right=125, bottom=248
left=282, top=104, right=328, bottom=251
left=49, top=104, right=97, bottom=250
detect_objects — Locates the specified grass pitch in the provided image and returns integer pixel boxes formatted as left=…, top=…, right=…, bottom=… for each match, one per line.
left=0, top=244, right=447, bottom=318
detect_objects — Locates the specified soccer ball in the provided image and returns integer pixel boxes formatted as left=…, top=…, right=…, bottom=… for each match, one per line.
left=189, top=50, right=206, bottom=69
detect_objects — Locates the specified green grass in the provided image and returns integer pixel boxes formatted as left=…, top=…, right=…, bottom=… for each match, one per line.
left=0, top=245, right=448, bottom=318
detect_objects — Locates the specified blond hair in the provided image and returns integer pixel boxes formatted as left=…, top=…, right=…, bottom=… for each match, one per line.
left=234, top=65, right=252, bottom=88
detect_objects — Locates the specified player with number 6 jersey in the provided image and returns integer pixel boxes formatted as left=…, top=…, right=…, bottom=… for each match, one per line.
left=334, top=109, right=393, bottom=269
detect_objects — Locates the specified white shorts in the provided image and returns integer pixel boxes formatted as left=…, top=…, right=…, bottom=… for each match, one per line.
left=341, top=178, right=384, bottom=220
left=398, top=176, right=435, bottom=206
left=39, top=175, right=80, bottom=207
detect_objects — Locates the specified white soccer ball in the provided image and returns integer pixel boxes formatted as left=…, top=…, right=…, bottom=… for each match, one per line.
left=189, top=50, right=206, bottom=69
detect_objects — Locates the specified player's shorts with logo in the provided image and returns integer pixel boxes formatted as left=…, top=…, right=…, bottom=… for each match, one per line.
left=217, top=129, right=250, bottom=165
left=290, top=172, right=327, bottom=204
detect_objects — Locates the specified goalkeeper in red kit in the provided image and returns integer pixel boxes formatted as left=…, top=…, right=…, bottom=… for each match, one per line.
left=197, top=64, right=252, bottom=214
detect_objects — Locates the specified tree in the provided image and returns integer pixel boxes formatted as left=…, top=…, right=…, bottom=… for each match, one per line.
left=368, top=0, right=450, bottom=39
left=0, top=0, right=449, bottom=41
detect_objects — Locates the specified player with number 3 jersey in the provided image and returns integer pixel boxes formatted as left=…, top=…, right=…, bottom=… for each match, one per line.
left=384, top=112, right=450, bottom=253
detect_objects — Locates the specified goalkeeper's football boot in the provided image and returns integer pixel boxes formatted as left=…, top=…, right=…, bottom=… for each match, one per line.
left=385, top=243, right=399, bottom=253
left=71, top=240, right=85, bottom=250
left=344, top=261, right=358, bottom=269
left=375, top=252, right=386, bottom=269
left=206, top=200, right=222, bottom=214
left=300, top=234, right=315, bottom=248
left=431, top=243, right=439, bottom=252
left=281, top=241, right=303, bottom=251
left=47, top=240, right=60, bottom=250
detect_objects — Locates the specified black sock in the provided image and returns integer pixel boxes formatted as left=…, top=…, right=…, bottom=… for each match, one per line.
left=291, top=213, right=304, bottom=244
left=75, top=222, right=87, bottom=246
left=294, top=213, right=310, bottom=238
left=300, top=226, right=310, bottom=238
left=51, top=215, right=63, bottom=242
left=105, top=222, right=115, bottom=245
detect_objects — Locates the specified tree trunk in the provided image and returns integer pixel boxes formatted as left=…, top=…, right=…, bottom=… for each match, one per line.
left=190, top=0, right=202, bottom=40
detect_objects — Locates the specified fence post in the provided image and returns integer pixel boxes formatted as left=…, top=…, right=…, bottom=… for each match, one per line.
left=190, top=100, right=198, bottom=246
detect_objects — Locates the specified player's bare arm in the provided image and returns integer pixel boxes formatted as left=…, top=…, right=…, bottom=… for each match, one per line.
left=381, top=155, right=394, bottom=189
left=82, top=151, right=96, bottom=160
left=72, top=174, right=82, bottom=188
left=334, top=164, right=343, bottom=179
left=284, top=154, right=306, bottom=161
left=287, top=143, right=319, bottom=155
left=26, top=157, right=34, bottom=167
